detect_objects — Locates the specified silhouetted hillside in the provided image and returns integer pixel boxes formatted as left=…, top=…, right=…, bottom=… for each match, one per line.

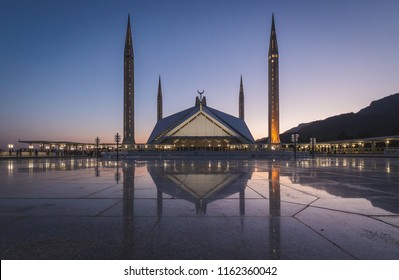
left=257, top=93, right=399, bottom=143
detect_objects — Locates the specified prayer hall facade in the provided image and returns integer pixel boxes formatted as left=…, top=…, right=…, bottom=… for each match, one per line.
left=147, top=92, right=254, bottom=150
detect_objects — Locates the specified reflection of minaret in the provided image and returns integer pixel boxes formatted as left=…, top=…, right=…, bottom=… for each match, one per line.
left=157, top=188, right=163, bottom=217
left=157, top=75, right=163, bottom=122
left=123, top=164, right=135, bottom=258
left=269, top=164, right=281, bottom=259
left=123, top=15, right=135, bottom=146
left=268, top=14, right=281, bottom=145
left=239, top=75, right=244, bottom=120
left=239, top=188, right=245, bottom=216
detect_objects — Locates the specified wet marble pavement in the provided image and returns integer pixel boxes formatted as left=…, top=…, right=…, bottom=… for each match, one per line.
left=0, top=157, right=398, bottom=259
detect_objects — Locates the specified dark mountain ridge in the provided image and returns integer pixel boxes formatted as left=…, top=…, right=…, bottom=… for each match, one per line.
left=257, top=93, right=399, bottom=143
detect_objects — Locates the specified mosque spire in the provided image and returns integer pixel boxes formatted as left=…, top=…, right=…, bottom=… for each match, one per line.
left=157, top=75, right=163, bottom=121
left=239, top=75, right=244, bottom=120
left=268, top=13, right=278, bottom=57
left=268, top=13, right=281, bottom=146
left=123, top=14, right=135, bottom=146
left=125, top=14, right=133, bottom=57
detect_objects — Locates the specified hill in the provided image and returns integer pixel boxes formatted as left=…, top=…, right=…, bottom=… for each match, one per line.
left=257, top=93, right=399, bottom=143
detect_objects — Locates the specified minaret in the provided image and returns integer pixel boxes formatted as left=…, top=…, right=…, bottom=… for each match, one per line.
left=268, top=13, right=281, bottom=145
left=123, top=14, right=135, bottom=146
left=157, top=75, right=163, bottom=121
left=239, top=75, right=244, bottom=120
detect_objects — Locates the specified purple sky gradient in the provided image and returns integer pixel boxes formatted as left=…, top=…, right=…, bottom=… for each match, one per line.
left=0, top=0, right=398, bottom=148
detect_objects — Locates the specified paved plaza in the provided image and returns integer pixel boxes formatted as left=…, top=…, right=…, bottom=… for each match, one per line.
left=0, top=157, right=398, bottom=259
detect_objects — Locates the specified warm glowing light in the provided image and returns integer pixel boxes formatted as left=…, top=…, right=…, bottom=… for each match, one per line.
left=8, top=161, right=13, bottom=175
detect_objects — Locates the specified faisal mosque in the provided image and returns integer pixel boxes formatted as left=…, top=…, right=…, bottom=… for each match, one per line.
left=122, top=14, right=281, bottom=151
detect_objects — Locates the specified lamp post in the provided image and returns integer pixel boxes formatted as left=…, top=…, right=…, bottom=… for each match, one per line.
left=115, top=133, right=121, bottom=161
left=29, top=145, right=33, bottom=156
left=291, top=133, right=299, bottom=159
left=95, top=137, right=100, bottom=159
left=310, top=137, right=316, bottom=157
left=8, top=144, right=13, bottom=156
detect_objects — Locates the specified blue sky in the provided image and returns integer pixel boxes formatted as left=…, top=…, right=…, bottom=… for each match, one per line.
left=0, top=0, right=398, bottom=148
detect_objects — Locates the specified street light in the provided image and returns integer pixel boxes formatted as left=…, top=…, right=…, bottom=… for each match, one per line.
left=115, top=133, right=121, bottom=161
left=29, top=145, right=34, bottom=156
left=8, top=144, right=13, bottom=156
left=291, top=133, right=299, bottom=159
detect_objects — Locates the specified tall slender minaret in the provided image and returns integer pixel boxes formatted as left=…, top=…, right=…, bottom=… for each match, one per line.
left=239, top=75, right=244, bottom=120
left=123, top=14, right=135, bottom=146
left=157, top=75, right=163, bottom=121
left=268, top=13, right=281, bottom=145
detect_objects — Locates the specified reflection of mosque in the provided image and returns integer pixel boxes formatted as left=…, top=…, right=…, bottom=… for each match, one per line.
left=147, top=161, right=251, bottom=215
left=120, top=160, right=283, bottom=259
left=119, top=159, right=398, bottom=259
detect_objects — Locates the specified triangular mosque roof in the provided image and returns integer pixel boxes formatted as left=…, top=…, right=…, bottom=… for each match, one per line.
left=204, top=106, right=254, bottom=142
left=147, top=102, right=255, bottom=144
left=147, top=106, right=196, bottom=143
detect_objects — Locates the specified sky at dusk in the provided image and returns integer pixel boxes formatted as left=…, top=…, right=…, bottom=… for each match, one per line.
left=0, top=0, right=398, bottom=148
